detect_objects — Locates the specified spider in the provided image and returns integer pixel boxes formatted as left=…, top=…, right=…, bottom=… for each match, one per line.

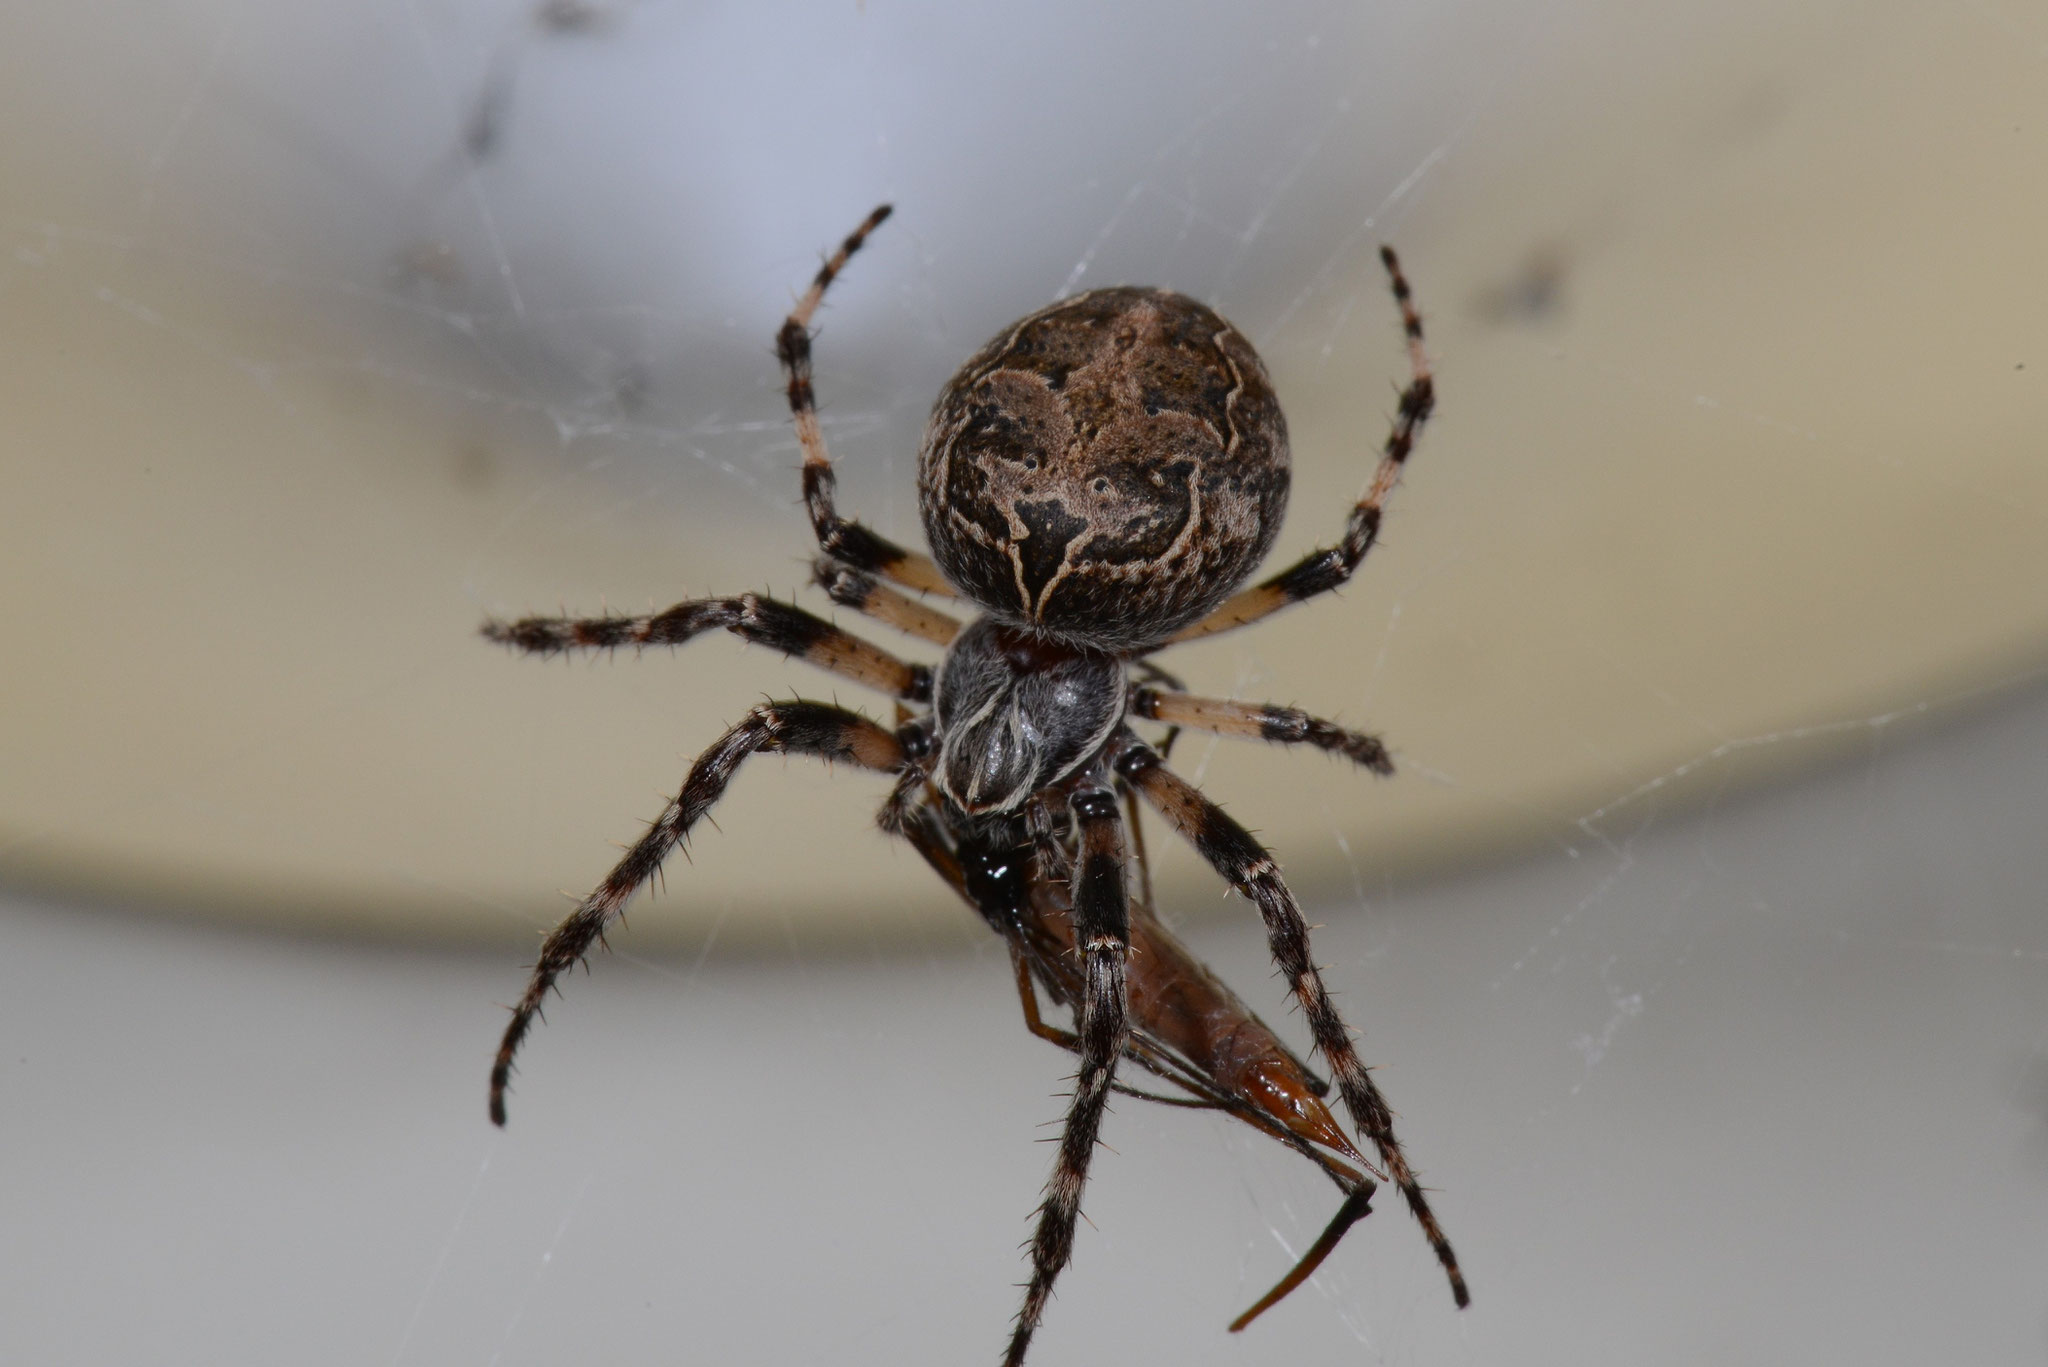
left=482, top=205, right=1468, bottom=1364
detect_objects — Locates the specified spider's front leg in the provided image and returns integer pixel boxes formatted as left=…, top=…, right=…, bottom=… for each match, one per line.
left=1168, top=246, right=1432, bottom=644
left=1005, top=774, right=1131, bottom=1367
left=777, top=204, right=957, bottom=599
left=812, top=560, right=963, bottom=648
left=1114, top=732, right=1470, bottom=1310
left=488, top=701, right=904, bottom=1125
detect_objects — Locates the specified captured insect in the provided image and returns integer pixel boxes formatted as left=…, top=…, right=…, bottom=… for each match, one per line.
left=482, top=206, right=1468, bottom=1364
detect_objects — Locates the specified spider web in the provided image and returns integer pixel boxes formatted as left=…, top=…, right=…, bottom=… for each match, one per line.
left=1, top=2, right=2045, bottom=1365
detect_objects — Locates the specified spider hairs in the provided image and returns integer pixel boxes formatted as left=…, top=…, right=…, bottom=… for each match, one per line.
left=481, top=205, right=1466, bottom=1365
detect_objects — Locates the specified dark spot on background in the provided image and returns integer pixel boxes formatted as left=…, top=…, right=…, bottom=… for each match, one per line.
left=451, top=441, right=496, bottom=493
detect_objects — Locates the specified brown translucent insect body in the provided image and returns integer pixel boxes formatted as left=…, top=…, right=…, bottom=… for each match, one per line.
left=481, top=205, right=1462, bottom=1367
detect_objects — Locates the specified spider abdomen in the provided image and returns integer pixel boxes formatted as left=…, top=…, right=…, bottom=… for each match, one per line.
left=918, top=287, right=1289, bottom=650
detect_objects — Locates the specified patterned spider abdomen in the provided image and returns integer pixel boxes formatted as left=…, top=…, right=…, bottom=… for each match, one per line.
left=918, top=288, right=1289, bottom=650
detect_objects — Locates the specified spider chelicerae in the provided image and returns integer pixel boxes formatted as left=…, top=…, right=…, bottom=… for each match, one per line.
left=482, top=205, right=1467, bottom=1364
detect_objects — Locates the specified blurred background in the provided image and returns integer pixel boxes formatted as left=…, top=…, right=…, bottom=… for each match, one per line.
left=2, top=1, right=2044, bottom=1363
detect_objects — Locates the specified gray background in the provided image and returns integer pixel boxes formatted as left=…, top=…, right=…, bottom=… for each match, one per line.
left=5, top=682, right=2045, bottom=1364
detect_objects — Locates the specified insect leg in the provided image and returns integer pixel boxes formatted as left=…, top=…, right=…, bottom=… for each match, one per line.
left=1228, top=1181, right=1377, bottom=1333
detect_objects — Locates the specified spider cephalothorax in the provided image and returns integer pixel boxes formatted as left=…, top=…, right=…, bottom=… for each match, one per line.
left=482, top=206, right=1462, bottom=1367
left=919, top=286, right=1290, bottom=648
left=931, top=618, right=1125, bottom=814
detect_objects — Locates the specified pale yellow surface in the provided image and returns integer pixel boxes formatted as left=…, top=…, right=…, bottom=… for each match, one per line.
left=2, top=2, right=2043, bottom=945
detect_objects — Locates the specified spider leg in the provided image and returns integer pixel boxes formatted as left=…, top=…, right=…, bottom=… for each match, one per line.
left=488, top=701, right=905, bottom=1126
left=812, top=560, right=963, bottom=647
left=882, top=776, right=1384, bottom=1332
left=1166, top=247, right=1432, bottom=644
left=1129, top=686, right=1393, bottom=776
left=874, top=781, right=1096, bottom=1062
left=896, top=767, right=1346, bottom=1167
left=777, top=205, right=956, bottom=598
left=1005, top=777, right=1131, bottom=1367
left=1113, top=731, right=1470, bottom=1309
left=1018, top=919, right=1386, bottom=1332
left=1122, top=773, right=1330, bottom=1099
left=482, top=593, right=931, bottom=701
left=879, top=781, right=1272, bottom=1117
left=1125, top=660, right=1187, bottom=762
left=1011, top=946, right=1266, bottom=1113
left=1009, top=823, right=1349, bottom=1130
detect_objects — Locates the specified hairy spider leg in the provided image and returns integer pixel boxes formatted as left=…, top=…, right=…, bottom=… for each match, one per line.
left=883, top=782, right=1312, bottom=1119
left=1014, top=933, right=1384, bottom=1341
left=1004, top=777, right=1132, bottom=1367
left=488, top=702, right=905, bottom=1125
left=1168, top=246, right=1433, bottom=644
left=1007, top=805, right=1391, bottom=1335
left=884, top=779, right=1386, bottom=1339
left=891, top=779, right=1350, bottom=1148
left=482, top=593, right=932, bottom=702
left=1021, top=808, right=1352, bottom=1146
left=1115, top=732, right=1470, bottom=1309
left=776, top=204, right=957, bottom=598
left=811, top=560, right=964, bottom=647
left=1129, top=686, right=1394, bottom=775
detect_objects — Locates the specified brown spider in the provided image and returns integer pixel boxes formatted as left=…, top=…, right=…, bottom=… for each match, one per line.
left=482, top=206, right=1467, bottom=1364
